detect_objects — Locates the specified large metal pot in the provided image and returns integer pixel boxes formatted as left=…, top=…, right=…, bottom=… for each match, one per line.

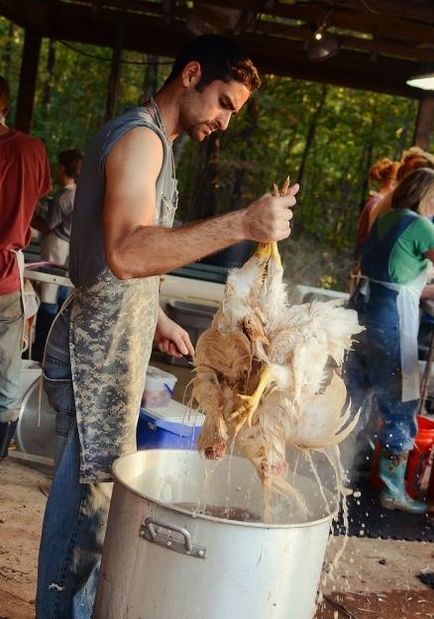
left=94, top=450, right=336, bottom=619
left=16, top=368, right=56, bottom=460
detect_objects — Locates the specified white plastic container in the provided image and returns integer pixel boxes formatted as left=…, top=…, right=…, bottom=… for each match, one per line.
left=142, top=365, right=178, bottom=408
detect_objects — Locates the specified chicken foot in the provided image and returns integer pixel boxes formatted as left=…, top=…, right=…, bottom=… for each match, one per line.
left=230, top=366, right=275, bottom=433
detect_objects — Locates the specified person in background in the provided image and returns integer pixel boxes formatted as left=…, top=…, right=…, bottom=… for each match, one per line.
left=356, top=157, right=399, bottom=253
left=368, top=146, right=434, bottom=232
left=36, top=34, right=298, bottom=618
left=347, top=167, right=434, bottom=514
left=32, top=149, right=83, bottom=360
left=0, top=75, right=51, bottom=457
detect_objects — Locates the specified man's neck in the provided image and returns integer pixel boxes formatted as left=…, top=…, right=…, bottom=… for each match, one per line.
left=152, top=87, right=182, bottom=142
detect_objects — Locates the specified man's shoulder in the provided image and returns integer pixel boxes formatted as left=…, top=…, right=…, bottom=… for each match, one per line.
left=10, top=130, right=48, bottom=156
left=15, top=130, right=45, bottom=148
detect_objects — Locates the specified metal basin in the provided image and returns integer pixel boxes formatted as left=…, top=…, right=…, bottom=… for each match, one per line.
left=95, top=449, right=336, bottom=619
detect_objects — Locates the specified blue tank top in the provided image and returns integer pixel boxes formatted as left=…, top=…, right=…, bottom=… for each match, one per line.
left=69, top=104, right=177, bottom=287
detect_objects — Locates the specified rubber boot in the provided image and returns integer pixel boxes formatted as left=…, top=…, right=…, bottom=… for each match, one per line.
left=378, top=450, right=427, bottom=514
left=0, top=420, right=18, bottom=458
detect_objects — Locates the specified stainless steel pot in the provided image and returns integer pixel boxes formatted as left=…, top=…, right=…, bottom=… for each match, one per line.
left=16, top=374, right=56, bottom=460
left=94, top=450, right=335, bottom=619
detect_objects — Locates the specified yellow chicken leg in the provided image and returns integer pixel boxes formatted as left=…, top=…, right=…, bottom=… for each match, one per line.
left=230, top=366, right=275, bottom=432
left=270, top=241, right=282, bottom=268
left=254, top=242, right=272, bottom=260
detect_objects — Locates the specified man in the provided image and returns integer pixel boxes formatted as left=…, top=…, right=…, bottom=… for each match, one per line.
left=0, top=76, right=51, bottom=457
left=37, top=35, right=299, bottom=618
left=33, top=148, right=83, bottom=360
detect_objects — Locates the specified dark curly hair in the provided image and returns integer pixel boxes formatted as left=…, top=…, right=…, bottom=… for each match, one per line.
left=58, top=149, right=83, bottom=182
left=165, top=34, right=261, bottom=94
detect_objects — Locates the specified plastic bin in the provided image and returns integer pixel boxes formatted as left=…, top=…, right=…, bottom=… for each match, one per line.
left=136, top=400, right=203, bottom=450
left=370, top=415, right=434, bottom=499
left=142, top=365, right=177, bottom=408
left=406, top=416, right=434, bottom=499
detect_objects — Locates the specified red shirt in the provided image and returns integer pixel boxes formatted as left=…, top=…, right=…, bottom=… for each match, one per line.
left=0, top=130, right=51, bottom=294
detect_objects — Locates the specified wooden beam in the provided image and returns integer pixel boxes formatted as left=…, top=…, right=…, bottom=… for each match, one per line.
left=0, top=0, right=48, bottom=32
left=254, top=19, right=434, bottom=64
left=311, top=0, right=434, bottom=26
left=196, top=0, right=434, bottom=46
left=0, top=0, right=418, bottom=100
left=53, top=2, right=434, bottom=65
left=49, top=4, right=422, bottom=99
left=105, top=16, right=124, bottom=121
left=14, top=29, right=42, bottom=132
left=243, top=37, right=421, bottom=99
left=413, top=97, right=434, bottom=151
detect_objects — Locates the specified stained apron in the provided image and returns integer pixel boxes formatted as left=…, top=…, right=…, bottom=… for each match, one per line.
left=359, top=267, right=427, bottom=402
left=68, top=98, right=178, bottom=482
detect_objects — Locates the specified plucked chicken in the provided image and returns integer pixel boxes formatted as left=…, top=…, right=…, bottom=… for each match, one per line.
left=192, top=180, right=363, bottom=515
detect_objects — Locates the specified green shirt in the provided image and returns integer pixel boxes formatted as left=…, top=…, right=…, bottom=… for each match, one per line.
left=376, top=209, right=434, bottom=284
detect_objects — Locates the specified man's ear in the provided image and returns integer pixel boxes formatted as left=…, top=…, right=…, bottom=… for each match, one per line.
left=181, top=61, right=202, bottom=88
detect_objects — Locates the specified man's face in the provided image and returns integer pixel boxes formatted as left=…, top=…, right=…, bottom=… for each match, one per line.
left=180, top=79, right=251, bottom=141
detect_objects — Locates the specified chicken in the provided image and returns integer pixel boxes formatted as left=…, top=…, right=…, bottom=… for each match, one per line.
left=192, top=179, right=363, bottom=519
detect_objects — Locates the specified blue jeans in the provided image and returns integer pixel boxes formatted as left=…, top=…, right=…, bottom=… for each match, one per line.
left=0, top=292, right=24, bottom=422
left=36, top=310, right=112, bottom=619
left=346, top=283, right=418, bottom=454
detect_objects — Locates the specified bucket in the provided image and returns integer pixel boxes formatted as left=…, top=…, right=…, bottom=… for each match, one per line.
left=15, top=375, right=56, bottom=460
left=94, top=450, right=336, bottom=619
left=406, top=416, right=434, bottom=499
left=137, top=401, right=203, bottom=450
left=370, top=415, right=434, bottom=498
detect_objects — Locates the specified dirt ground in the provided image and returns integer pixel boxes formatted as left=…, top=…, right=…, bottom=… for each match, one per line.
left=1, top=358, right=433, bottom=618
left=0, top=455, right=433, bottom=619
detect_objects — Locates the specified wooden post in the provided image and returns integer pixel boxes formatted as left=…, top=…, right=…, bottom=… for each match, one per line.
left=14, top=29, right=42, bottom=133
left=105, top=19, right=125, bottom=122
left=413, top=96, right=434, bottom=150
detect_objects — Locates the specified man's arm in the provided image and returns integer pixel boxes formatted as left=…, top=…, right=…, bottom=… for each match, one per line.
left=103, top=127, right=298, bottom=280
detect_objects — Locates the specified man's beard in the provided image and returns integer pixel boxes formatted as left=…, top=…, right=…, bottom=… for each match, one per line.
left=185, top=122, right=208, bottom=142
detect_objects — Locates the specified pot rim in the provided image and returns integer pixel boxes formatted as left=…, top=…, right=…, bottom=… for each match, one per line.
left=112, top=449, right=338, bottom=529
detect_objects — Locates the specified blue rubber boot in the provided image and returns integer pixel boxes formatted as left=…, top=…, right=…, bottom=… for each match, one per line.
left=378, top=450, right=427, bottom=514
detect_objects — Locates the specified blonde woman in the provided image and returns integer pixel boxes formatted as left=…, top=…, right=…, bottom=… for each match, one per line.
left=347, top=167, right=434, bottom=513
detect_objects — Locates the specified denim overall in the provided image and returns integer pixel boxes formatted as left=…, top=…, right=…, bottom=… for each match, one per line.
left=347, top=211, right=427, bottom=454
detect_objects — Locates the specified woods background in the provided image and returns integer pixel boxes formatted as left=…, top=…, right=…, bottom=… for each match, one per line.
left=1, top=16, right=429, bottom=291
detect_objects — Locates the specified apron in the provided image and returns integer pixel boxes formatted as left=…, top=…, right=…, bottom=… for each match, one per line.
left=359, top=210, right=428, bottom=403
left=69, top=99, right=178, bottom=482
left=12, top=249, right=37, bottom=319
left=359, top=267, right=427, bottom=402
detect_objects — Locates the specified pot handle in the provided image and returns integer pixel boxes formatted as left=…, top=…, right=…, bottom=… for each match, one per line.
left=140, top=517, right=207, bottom=560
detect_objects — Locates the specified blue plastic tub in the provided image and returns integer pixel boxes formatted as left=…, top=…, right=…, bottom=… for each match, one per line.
left=136, top=401, right=203, bottom=450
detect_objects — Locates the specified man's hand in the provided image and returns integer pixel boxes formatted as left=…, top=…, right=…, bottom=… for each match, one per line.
left=243, top=183, right=300, bottom=243
left=154, top=308, right=195, bottom=359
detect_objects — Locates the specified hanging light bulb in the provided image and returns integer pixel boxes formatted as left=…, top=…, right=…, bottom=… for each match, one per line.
left=306, top=24, right=340, bottom=62
left=406, top=74, right=434, bottom=90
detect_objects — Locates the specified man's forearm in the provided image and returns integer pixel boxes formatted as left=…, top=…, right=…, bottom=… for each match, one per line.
left=107, top=209, right=246, bottom=279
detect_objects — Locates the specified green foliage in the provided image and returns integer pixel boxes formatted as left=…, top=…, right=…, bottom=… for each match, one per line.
left=0, top=16, right=423, bottom=289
